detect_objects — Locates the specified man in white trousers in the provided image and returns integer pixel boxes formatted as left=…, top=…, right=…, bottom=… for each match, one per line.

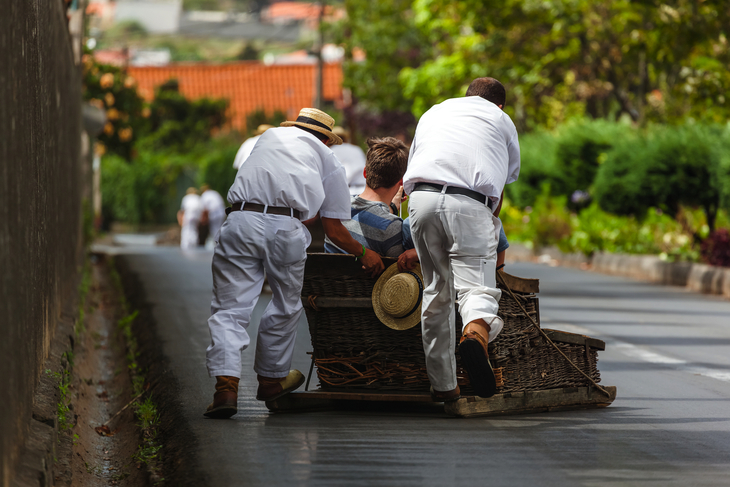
left=403, top=77, right=520, bottom=401
left=198, top=184, right=226, bottom=245
left=178, top=187, right=202, bottom=249
left=204, top=108, right=384, bottom=419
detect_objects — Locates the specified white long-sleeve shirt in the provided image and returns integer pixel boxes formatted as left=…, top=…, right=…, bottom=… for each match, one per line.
left=227, top=127, right=351, bottom=222
left=403, top=96, right=520, bottom=208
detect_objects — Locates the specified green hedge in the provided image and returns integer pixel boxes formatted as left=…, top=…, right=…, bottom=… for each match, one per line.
left=102, top=137, right=240, bottom=225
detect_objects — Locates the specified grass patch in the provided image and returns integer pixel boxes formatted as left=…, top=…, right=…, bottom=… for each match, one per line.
left=47, top=368, right=73, bottom=431
left=108, top=257, right=164, bottom=484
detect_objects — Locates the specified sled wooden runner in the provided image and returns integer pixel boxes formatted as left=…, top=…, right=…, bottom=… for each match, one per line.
left=265, top=386, right=617, bottom=417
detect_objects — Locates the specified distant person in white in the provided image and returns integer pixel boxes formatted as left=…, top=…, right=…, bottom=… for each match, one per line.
left=403, top=77, right=520, bottom=401
left=232, top=124, right=273, bottom=170
left=331, top=126, right=367, bottom=195
left=177, top=187, right=202, bottom=249
left=199, top=184, right=227, bottom=243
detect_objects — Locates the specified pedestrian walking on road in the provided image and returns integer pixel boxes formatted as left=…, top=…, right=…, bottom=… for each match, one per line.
left=198, top=184, right=226, bottom=246
left=204, top=108, right=385, bottom=419
left=178, top=187, right=202, bottom=249
left=232, top=124, right=274, bottom=170
left=403, top=77, right=521, bottom=401
left=331, top=126, right=367, bottom=195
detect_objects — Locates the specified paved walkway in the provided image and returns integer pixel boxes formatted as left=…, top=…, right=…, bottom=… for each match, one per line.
left=114, top=246, right=730, bottom=486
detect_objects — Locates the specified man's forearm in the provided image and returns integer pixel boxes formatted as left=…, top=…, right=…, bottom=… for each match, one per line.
left=321, top=217, right=364, bottom=255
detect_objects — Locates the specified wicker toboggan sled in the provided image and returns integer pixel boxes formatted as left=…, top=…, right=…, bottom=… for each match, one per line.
left=265, top=254, right=616, bottom=417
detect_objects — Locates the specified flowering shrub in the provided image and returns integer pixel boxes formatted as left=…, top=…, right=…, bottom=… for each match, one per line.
left=701, top=229, right=730, bottom=267
left=82, top=54, right=145, bottom=159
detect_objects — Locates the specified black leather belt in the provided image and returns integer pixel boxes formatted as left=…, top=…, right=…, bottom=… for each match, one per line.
left=412, top=183, right=492, bottom=209
left=226, top=202, right=301, bottom=219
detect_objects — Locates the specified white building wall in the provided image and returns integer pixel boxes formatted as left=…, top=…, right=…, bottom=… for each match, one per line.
left=115, top=0, right=182, bottom=34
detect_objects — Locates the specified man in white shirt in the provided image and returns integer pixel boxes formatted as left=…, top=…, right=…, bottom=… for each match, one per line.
left=177, top=188, right=202, bottom=249
left=232, top=124, right=273, bottom=170
left=204, top=109, right=385, bottom=419
left=402, top=77, right=520, bottom=401
left=331, top=126, right=367, bottom=195
left=198, top=184, right=227, bottom=245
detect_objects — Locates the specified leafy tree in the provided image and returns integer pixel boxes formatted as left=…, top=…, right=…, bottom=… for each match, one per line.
left=395, top=0, right=730, bottom=129
left=143, top=79, right=228, bottom=152
left=329, top=0, right=427, bottom=138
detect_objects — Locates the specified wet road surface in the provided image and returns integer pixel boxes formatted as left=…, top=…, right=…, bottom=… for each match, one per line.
left=113, top=246, right=730, bottom=486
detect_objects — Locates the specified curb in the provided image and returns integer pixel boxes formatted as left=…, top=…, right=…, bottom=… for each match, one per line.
left=508, top=244, right=730, bottom=300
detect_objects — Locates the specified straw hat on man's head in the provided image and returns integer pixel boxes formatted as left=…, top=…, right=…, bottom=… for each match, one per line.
left=255, top=124, right=274, bottom=136
left=372, top=263, right=424, bottom=330
left=281, top=108, right=343, bottom=145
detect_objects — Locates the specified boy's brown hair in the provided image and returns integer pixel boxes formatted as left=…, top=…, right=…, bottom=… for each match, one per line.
left=365, top=137, right=409, bottom=190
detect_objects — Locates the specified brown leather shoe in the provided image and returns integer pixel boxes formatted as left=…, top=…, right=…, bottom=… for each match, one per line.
left=430, top=385, right=461, bottom=403
left=203, top=376, right=239, bottom=419
left=459, top=321, right=497, bottom=398
left=256, top=370, right=305, bottom=401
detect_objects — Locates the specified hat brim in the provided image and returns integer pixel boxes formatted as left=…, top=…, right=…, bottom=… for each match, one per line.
left=281, top=121, right=343, bottom=145
left=372, top=263, right=423, bottom=331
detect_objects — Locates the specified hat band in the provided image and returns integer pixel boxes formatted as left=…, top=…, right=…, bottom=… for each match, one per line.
left=295, top=116, right=332, bottom=131
left=399, top=271, right=423, bottom=319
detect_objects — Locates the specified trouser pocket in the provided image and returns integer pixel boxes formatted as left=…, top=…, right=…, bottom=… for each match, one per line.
left=271, top=226, right=306, bottom=266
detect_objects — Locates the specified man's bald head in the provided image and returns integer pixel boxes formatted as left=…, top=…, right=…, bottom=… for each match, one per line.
left=466, top=77, right=506, bottom=107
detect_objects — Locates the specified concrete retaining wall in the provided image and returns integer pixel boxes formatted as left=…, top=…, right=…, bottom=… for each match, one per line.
left=0, top=1, right=83, bottom=485
left=509, top=244, right=730, bottom=300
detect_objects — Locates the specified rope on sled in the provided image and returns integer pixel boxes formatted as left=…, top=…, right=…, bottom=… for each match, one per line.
left=496, top=270, right=611, bottom=397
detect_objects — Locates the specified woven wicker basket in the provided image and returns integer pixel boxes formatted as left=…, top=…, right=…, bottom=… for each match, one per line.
left=302, top=254, right=601, bottom=394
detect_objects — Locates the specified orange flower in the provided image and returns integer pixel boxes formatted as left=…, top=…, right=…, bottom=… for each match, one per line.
left=118, top=127, right=133, bottom=142
left=104, top=92, right=115, bottom=107
left=100, top=72, right=114, bottom=89
left=124, top=76, right=136, bottom=88
left=103, top=122, right=114, bottom=135
left=106, top=108, right=120, bottom=120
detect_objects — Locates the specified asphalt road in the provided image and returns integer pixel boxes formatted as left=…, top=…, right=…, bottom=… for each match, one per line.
left=113, top=246, right=730, bottom=487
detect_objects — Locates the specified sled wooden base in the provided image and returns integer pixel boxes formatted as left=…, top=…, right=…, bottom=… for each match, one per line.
left=265, top=385, right=616, bottom=417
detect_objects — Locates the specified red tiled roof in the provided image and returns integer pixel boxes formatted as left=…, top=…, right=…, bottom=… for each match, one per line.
left=128, top=61, right=343, bottom=130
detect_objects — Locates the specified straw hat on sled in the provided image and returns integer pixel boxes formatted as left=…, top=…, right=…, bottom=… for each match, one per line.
left=281, top=108, right=343, bottom=145
left=372, top=263, right=424, bottom=330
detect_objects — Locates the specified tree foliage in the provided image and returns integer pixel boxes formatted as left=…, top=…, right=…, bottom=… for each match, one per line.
left=362, top=0, right=730, bottom=130
left=143, top=79, right=228, bottom=153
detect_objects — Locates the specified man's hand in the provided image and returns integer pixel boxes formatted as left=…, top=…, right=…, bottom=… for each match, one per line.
left=391, top=185, right=407, bottom=214
left=360, top=248, right=384, bottom=277
left=397, top=248, right=419, bottom=272
left=322, top=216, right=384, bottom=277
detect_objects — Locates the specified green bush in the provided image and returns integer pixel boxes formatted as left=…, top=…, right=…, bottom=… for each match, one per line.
left=507, top=119, right=631, bottom=208
left=196, top=137, right=241, bottom=203
left=101, top=137, right=241, bottom=225
left=505, top=131, right=559, bottom=208
left=594, top=124, right=727, bottom=231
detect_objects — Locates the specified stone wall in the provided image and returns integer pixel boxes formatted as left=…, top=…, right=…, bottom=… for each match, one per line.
left=0, top=1, right=83, bottom=484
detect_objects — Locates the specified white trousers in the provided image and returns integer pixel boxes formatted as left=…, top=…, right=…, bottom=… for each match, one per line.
left=206, top=210, right=310, bottom=379
left=180, top=218, right=199, bottom=249
left=408, top=190, right=504, bottom=391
